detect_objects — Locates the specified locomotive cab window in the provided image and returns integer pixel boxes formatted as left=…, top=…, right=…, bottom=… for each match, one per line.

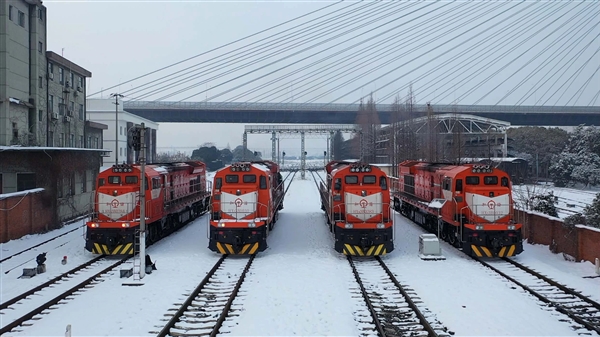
left=501, top=177, right=509, bottom=187
left=379, top=176, right=387, bottom=190
left=125, top=176, right=138, bottom=184
left=442, top=177, right=451, bottom=190
left=334, top=178, right=342, bottom=190
left=345, top=176, right=358, bottom=184
left=108, top=176, right=121, bottom=184
left=484, top=176, right=498, bottom=185
left=243, top=174, right=256, bottom=183
left=363, top=175, right=376, bottom=184
left=215, top=178, right=222, bottom=189
left=225, top=175, right=239, bottom=183
left=98, top=178, right=105, bottom=187
left=455, top=179, right=463, bottom=192
left=259, top=176, right=267, bottom=189
left=466, top=176, right=479, bottom=185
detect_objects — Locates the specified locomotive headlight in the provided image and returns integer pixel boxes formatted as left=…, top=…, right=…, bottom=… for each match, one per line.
left=121, top=223, right=130, bottom=228
left=90, top=223, right=99, bottom=228
left=508, top=225, right=516, bottom=230
left=377, top=223, right=385, bottom=229
left=218, top=222, right=226, bottom=227
left=475, top=225, right=484, bottom=230
left=345, top=223, right=353, bottom=229
left=248, top=222, right=256, bottom=228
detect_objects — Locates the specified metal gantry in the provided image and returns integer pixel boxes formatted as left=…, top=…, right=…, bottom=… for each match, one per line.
left=243, top=124, right=361, bottom=177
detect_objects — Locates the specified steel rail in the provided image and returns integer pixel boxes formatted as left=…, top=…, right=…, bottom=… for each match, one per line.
left=0, top=257, right=128, bottom=335
left=476, top=258, right=600, bottom=334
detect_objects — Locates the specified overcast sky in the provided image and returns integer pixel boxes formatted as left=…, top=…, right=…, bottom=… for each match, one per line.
left=44, top=1, right=600, bottom=156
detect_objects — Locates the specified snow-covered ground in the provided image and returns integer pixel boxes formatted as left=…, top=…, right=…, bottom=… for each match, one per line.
left=1, top=172, right=599, bottom=336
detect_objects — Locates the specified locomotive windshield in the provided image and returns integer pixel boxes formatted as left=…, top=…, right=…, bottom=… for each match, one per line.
left=225, top=175, right=239, bottom=183
left=125, top=176, right=138, bottom=184
left=465, top=176, right=479, bottom=185
left=345, top=176, right=358, bottom=184
left=484, top=176, right=498, bottom=185
left=243, top=174, right=256, bottom=183
left=363, top=175, right=376, bottom=184
left=108, top=176, right=121, bottom=184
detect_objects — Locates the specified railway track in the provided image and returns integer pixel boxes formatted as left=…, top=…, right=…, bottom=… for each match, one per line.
left=156, top=255, right=255, bottom=337
left=476, top=257, right=600, bottom=335
left=0, top=256, right=128, bottom=335
left=348, top=256, right=450, bottom=337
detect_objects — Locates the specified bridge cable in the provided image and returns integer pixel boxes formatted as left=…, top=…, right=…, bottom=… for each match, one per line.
left=86, top=0, right=344, bottom=98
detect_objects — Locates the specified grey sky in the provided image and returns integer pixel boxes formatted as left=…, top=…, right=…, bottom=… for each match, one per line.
left=44, top=1, right=600, bottom=156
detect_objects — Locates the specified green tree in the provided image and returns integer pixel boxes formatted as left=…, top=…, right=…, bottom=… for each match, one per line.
left=507, top=126, right=568, bottom=179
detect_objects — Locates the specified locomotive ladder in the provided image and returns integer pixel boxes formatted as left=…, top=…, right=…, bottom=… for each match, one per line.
left=132, top=229, right=141, bottom=281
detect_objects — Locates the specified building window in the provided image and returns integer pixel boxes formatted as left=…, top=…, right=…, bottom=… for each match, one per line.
left=78, top=76, right=83, bottom=89
left=57, top=179, right=63, bottom=198
left=81, top=171, right=87, bottom=193
left=38, top=110, right=43, bottom=122
left=17, top=173, right=36, bottom=192
left=48, top=131, right=54, bottom=146
left=38, top=7, right=43, bottom=21
left=38, top=76, right=43, bottom=88
left=69, top=101, right=74, bottom=116
left=87, top=136, right=91, bottom=148
left=94, top=137, right=99, bottom=149
left=120, top=126, right=123, bottom=135
left=80, top=136, right=84, bottom=148
left=48, top=62, right=53, bottom=74
left=69, top=73, right=74, bottom=88
left=60, top=133, right=64, bottom=147
left=58, top=97, right=65, bottom=115
left=18, top=11, right=25, bottom=27
left=59, top=67, right=64, bottom=84
left=79, top=104, right=84, bottom=120
left=12, top=123, right=18, bottom=141
left=120, top=148, right=123, bottom=156
left=70, top=134, right=74, bottom=147
left=38, top=41, right=42, bottom=53
left=9, top=6, right=13, bottom=21
left=48, top=95, right=54, bottom=113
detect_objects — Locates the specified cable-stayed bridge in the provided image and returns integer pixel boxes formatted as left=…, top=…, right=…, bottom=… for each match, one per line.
left=122, top=101, right=600, bottom=126
left=93, top=1, right=599, bottom=127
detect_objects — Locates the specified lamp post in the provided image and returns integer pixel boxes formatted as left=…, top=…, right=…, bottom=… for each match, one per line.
left=111, top=93, right=124, bottom=164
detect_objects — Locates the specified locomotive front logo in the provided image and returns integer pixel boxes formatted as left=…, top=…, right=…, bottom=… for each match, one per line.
left=467, top=193, right=510, bottom=222
left=345, top=192, right=382, bottom=221
left=487, top=200, right=496, bottom=209
left=221, top=191, right=258, bottom=219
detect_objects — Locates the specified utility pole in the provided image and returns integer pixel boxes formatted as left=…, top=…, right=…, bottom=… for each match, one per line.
left=111, top=93, right=124, bottom=165
left=139, top=123, right=146, bottom=279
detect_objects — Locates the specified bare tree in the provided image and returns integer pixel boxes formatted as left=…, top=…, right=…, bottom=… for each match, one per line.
left=354, top=93, right=381, bottom=162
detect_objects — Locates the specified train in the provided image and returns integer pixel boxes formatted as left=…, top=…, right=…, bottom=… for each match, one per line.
left=318, top=160, right=394, bottom=256
left=209, top=160, right=285, bottom=255
left=85, top=161, right=211, bottom=255
left=390, top=160, right=523, bottom=258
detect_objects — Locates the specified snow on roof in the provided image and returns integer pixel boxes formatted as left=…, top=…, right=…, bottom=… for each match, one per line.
left=153, top=166, right=169, bottom=173
left=0, top=188, right=44, bottom=200
left=0, top=146, right=110, bottom=152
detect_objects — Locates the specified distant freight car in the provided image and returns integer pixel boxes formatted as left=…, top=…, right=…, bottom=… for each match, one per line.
left=391, top=161, right=523, bottom=257
left=319, top=160, right=394, bottom=256
left=86, top=161, right=210, bottom=254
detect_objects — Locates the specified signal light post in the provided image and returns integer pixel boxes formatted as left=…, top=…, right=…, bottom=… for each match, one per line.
left=137, top=123, right=146, bottom=279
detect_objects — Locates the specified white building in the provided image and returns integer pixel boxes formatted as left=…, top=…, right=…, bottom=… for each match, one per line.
left=87, top=98, right=158, bottom=166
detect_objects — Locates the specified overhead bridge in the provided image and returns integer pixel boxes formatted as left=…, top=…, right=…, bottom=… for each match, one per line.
left=123, top=101, right=600, bottom=126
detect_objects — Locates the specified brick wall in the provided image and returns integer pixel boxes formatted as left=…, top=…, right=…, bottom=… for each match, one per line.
left=515, top=209, right=600, bottom=263
left=0, top=191, right=54, bottom=243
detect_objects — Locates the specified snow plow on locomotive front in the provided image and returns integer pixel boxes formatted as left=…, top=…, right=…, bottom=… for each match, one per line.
left=319, top=161, right=394, bottom=256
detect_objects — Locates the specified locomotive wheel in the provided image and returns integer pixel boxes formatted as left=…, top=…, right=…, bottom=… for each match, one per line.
left=447, top=227, right=457, bottom=246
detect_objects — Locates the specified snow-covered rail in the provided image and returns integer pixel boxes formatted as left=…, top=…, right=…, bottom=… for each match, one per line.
left=156, top=255, right=254, bottom=337
left=0, top=256, right=128, bottom=335
left=478, top=258, right=600, bottom=335
left=348, top=256, right=450, bottom=337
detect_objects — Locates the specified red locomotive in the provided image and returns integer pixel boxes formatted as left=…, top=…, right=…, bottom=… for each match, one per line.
left=391, top=160, right=523, bottom=257
left=86, top=161, right=211, bottom=254
left=318, top=161, right=394, bottom=256
left=209, top=160, right=285, bottom=255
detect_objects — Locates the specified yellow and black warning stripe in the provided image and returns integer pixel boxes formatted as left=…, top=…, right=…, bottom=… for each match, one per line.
left=92, top=243, right=133, bottom=255
left=471, top=244, right=517, bottom=258
left=215, top=242, right=260, bottom=255
left=343, top=244, right=387, bottom=256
